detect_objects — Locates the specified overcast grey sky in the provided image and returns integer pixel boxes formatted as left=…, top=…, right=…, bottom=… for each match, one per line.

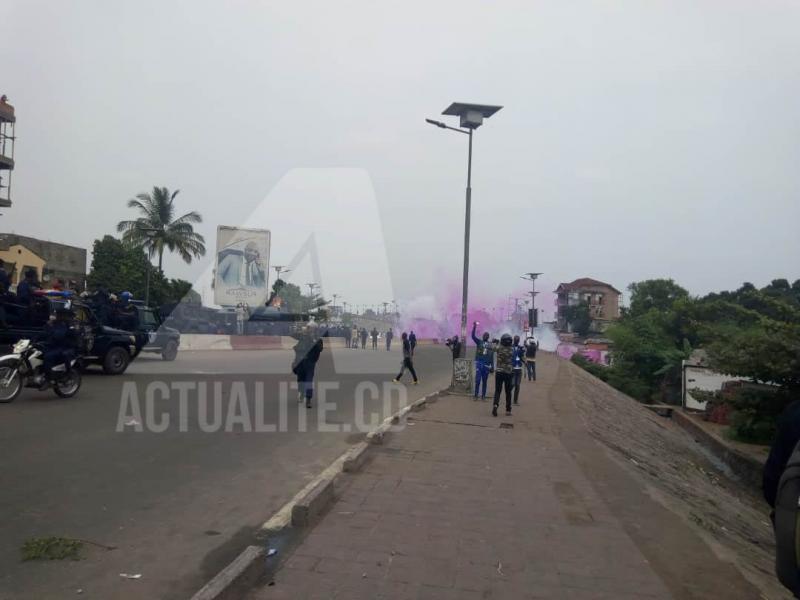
left=2, top=0, right=798, bottom=308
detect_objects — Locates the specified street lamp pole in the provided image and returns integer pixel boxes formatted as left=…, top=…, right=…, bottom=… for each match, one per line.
left=426, top=102, right=502, bottom=358
left=521, top=272, right=543, bottom=333
left=273, top=265, right=291, bottom=283
left=460, top=127, right=473, bottom=354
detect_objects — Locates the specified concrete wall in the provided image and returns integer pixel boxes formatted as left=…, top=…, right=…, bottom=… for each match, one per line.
left=682, top=364, right=737, bottom=411
left=179, top=335, right=350, bottom=351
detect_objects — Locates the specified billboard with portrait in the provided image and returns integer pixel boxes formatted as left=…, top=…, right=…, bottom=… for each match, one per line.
left=214, top=226, right=270, bottom=306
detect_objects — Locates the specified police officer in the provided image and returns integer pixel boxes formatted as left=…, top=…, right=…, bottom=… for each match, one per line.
left=40, top=306, right=79, bottom=388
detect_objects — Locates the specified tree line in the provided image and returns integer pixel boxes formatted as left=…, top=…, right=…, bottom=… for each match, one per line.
left=573, top=277, right=800, bottom=443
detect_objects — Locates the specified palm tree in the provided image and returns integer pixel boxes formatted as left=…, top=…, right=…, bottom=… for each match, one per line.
left=117, top=186, right=206, bottom=272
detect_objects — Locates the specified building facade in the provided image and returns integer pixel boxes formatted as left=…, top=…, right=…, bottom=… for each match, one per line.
left=0, top=234, right=87, bottom=290
left=555, top=277, right=622, bottom=333
left=0, top=96, right=15, bottom=208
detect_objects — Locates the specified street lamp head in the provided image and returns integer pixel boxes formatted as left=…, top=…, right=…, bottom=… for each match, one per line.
left=425, top=118, right=447, bottom=128
left=442, top=102, right=502, bottom=130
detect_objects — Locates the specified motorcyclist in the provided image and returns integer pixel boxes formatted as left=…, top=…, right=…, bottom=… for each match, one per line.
left=39, top=306, right=80, bottom=389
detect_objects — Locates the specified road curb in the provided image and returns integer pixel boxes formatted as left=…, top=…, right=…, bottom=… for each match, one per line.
left=187, top=389, right=442, bottom=600
left=189, top=545, right=264, bottom=600
left=291, top=477, right=335, bottom=527
left=343, top=441, right=370, bottom=473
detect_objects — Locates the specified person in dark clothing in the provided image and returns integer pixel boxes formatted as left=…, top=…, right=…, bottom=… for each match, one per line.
left=471, top=322, right=494, bottom=400
left=0, top=261, right=10, bottom=293
left=524, top=336, right=538, bottom=381
left=360, top=327, right=368, bottom=349
left=291, top=328, right=324, bottom=409
left=344, top=326, right=352, bottom=348
left=16, top=269, right=40, bottom=305
left=511, top=335, right=525, bottom=405
left=445, top=335, right=461, bottom=362
left=492, top=333, right=514, bottom=417
left=40, top=307, right=80, bottom=388
left=0, top=261, right=10, bottom=328
left=113, top=299, right=138, bottom=331
left=409, top=331, right=417, bottom=355
left=393, top=332, right=418, bottom=384
left=370, top=327, right=379, bottom=349
left=385, top=328, right=394, bottom=351
left=764, top=400, right=800, bottom=509
left=89, top=287, right=113, bottom=326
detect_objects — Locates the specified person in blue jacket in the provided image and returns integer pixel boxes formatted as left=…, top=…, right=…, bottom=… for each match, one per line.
left=471, top=321, right=494, bottom=400
left=511, top=335, right=526, bottom=405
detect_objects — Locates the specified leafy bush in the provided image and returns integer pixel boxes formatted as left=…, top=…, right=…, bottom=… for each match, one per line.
left=571, top=353, right=609, bottom=382
left=692, top=386, right=792, bottom=444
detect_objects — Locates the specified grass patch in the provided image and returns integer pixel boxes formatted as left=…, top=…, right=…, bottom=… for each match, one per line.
left=21, top=537, right=84, bottom=561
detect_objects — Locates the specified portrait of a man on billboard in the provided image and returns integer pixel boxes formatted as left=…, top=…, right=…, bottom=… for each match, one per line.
left=214, top=227, right=270, bottom=306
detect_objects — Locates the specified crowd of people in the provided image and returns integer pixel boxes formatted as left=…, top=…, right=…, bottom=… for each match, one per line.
left=447, top=321, right=539, bottom=418
left=340, top=325, right=408, bottom=351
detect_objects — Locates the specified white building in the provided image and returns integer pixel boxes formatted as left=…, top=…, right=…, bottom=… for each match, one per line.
left=681, top=349, right=738, bottom=411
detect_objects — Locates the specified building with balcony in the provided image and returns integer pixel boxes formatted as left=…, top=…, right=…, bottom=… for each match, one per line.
left=555, top=277, right=622, bottom=333
left=0, top=96, right=16, bottom=208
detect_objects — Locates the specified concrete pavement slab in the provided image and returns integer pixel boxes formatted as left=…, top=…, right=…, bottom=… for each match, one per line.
left=249, top=353, right=767, bottom=600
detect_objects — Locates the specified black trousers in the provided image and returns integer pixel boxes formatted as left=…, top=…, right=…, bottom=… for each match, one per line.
left=396, top=357, right=418, bottom=382
left=494, top=372, right=513, bottom=411
left=512, top=370, right=522, bottom=404
left=526, top=360, right=536, bottom=380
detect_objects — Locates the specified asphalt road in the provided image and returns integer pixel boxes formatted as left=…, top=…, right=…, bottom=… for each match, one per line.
left=0, top=344, right=452, bottom=600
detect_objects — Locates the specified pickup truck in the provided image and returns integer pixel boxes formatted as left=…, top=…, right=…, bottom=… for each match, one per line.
left=129, top=304, right=181, bottom=361
left=0, top=293, right=138, bottom=374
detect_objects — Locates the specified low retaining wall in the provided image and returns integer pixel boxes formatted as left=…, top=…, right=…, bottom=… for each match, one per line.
left=672, top=409, right=765, bottom=491
left=179, top=334, right=233, bottom=351
left=179, top=335, right=349, bottom=351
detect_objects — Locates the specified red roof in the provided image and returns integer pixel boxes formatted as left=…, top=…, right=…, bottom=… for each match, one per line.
left=555, top=278, right=621, bottom=295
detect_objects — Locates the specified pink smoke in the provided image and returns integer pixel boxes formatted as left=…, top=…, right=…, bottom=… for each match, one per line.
left=398, top=276, right=558, bottom=347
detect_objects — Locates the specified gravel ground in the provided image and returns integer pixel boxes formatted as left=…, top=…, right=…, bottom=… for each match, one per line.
left=567, top=363, right=789, bottom=600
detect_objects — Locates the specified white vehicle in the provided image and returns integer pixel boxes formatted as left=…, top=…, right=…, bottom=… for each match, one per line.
left=0, top=339, right=82, bottom=403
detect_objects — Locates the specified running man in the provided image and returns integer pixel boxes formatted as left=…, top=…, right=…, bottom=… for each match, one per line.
left=392, top=332, right=419, bottom=384
left=511, top=334, right=525, bottom=405
left=524, top=335, right=539, bottom=381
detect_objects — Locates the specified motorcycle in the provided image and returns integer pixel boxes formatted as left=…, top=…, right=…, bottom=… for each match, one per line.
left=0, top=339, right=82, bottom=402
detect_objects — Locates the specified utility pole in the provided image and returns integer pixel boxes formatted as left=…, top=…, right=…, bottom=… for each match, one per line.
left=273, top=265, right=291, bottom=281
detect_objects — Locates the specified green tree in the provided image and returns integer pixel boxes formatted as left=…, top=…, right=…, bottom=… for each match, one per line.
left=87, top=236, right=149, bottom=296
left=117, top=186, right=206, bottom=272
left=605, top=310, right=691, bottom=402
left=563, top=302, right=592, bottom=336
left=87, top=236, right=198, bottom=306
left=627, top=279, right=689, bottom=317
left=270, top=279, right=327, bottom=313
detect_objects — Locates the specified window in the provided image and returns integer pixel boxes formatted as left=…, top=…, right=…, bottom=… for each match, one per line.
left=140, top=309, right=159, bottom=328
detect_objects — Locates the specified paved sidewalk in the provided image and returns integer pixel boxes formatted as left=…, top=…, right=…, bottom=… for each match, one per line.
left=252, top=354, right=762, bottom=600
